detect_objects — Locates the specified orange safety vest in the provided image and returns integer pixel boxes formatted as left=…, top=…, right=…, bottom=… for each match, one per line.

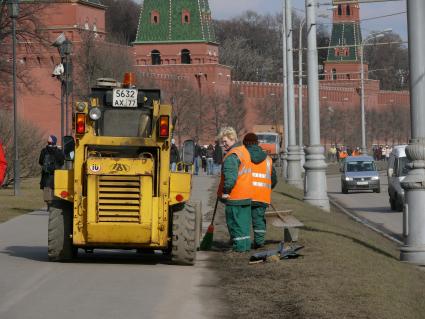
left=251, top=156, right=273, bottom=204
left=217, top=145, right=252, bottom=201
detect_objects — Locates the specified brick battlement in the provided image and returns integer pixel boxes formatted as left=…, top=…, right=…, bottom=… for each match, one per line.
left=232, top=81, right=282, bottom=87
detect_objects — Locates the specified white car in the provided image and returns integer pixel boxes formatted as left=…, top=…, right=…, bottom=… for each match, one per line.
left=387, top=145, right=409, bottom=211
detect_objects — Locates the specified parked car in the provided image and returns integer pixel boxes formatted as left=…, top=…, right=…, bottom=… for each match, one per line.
left=387, top=145, right=409, bottom=211
left=341, top=156, right=380, bottom=194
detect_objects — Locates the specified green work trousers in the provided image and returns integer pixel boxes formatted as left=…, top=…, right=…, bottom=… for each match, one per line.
left=225, top=204, right=251, bottom=252
left=251, top=205, right=267, bottom=246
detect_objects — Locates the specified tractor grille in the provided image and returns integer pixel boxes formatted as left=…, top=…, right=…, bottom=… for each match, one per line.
left=97, top=175, right=141, bottom=223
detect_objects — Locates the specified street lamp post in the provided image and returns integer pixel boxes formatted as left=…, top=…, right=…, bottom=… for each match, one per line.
left=360, top=41, right=367, bottom=154
left=303, top=0, right=330, bottom=211
left=8, top=0, right=20, bottom=196
left=282, top=0, right=289, bottom=179
left=400, top=0, right=425, bottom=265
left=63, top=40, right=72, bottom=136
left=298, top=19, right=306, bottom=171
left=359, top=29, right=391, bottom=154
left=285, top=0, right=303, bottom=188
left=195, top=72, right=203, bottom=139
left=52, top=33, right=73, bottom=145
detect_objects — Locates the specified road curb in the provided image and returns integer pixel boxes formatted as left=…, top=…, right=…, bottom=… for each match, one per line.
left=328, top=196, right=404, bottom=246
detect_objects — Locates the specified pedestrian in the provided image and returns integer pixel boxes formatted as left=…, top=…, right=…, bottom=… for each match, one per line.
left=381, top=145, right=387, bottom=161
left=243, top=133, right=277, bottom=249
left=206, top=144, right=214, bottom=175
left=385, top=145, right=392, bottom=161
left=39, top=135, right=65, bottom=208
left=193, top=138, right=202, bottom=175
left=0, top=141, right=7, bottom=186
left=217, top=127, right=252, bottom=252
left=170, top=138, right=179, bottom=172
left=201, top=145, right=207, bottom=174
left=212, top=139, right=223, bottom=175
left=329, top=145, right=337, bottom=162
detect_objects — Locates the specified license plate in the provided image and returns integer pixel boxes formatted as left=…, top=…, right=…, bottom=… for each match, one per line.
left=113, top=89, right=138, bottom=107
left=357, top=181, right=368, bottom=185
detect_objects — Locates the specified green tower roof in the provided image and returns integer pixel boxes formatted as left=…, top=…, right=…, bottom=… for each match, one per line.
left=327, top=22, right=362, bottom=62
left=134, top=0, right=216, bottom=44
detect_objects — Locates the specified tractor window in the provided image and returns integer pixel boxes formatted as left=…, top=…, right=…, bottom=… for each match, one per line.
left=98, top=109, right=152, bottom=138
left=257, top=134, right=277, bottom=143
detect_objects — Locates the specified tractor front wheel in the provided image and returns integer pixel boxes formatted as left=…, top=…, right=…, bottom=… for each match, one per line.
left=48, top=200, right=76, bottom=261
left=171, top=201, right=198, bottom=265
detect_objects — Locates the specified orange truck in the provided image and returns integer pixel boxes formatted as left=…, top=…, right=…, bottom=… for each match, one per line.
left=253, top=125, right=284, bottom=162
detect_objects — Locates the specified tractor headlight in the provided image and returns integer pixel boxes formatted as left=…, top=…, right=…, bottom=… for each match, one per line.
left=89, top=107, right=102, bottom=121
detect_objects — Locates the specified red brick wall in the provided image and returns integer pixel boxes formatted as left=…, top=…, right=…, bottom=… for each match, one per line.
left=134, top=42, right=219, bottom=66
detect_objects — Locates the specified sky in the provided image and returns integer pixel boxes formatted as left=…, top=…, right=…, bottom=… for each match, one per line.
left=209, top=0, right=407, bottom=40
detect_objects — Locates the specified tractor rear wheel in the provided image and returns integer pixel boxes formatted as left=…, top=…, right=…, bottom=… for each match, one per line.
left=171, top=201, right=197, bottom=265
left=48, top=200, right=76, bottom=261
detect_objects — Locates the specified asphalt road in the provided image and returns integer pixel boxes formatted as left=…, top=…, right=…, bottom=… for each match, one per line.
left=327, top=172, right=403, bottom=242
left=0, top=176, right=227, bottom=319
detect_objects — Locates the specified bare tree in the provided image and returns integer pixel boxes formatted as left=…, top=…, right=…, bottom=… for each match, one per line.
left=364, top=32, right=409, bottom=91
left=0, top=2, right=48, bottom=106
left=74, top=30, right=134, bottom=97
left=215, top=10, right=330, bottom=83
left=219, top=37, right=273, bottom=82
left=0, top=111, right=45, bottom=186
left=102, top=0, right=140, bottom=44
left=206, top=93, right=227, bottom=137
left=160, top=77, right=199, bottom=145
left=222, top=90, right=247, bottom=136
left=256, top=93, right=283, bottom=128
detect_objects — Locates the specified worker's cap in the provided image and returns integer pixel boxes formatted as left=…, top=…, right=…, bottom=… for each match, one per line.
left=48, top=135, right=57, bottom=145
left=171, top=138, right=175, bottom=144
left=243, top=133, right=258, bottom=146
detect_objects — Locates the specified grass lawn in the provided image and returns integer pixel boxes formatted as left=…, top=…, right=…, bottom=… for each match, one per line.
left=0, top=177, right=44, bottom=223
left=208, top=180, right=425, bottom=319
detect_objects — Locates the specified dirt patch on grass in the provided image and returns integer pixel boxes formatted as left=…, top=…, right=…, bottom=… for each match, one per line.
left=0, top=178, right=44, bottom=223
left=207, top=180, right=425, bottom=319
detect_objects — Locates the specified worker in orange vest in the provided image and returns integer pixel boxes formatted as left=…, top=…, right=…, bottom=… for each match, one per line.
left=339, top=149, right=348, bottom=160
left=217, top=127, right=252, bottom=252
left=243, top=133, right=277, bottom=249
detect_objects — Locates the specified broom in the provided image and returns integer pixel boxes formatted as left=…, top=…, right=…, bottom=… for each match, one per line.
left=200, top=197, right=219, bottom=251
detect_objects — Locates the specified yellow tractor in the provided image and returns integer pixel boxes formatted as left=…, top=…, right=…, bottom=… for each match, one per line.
left=49, top=75, right=200, bottom=265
